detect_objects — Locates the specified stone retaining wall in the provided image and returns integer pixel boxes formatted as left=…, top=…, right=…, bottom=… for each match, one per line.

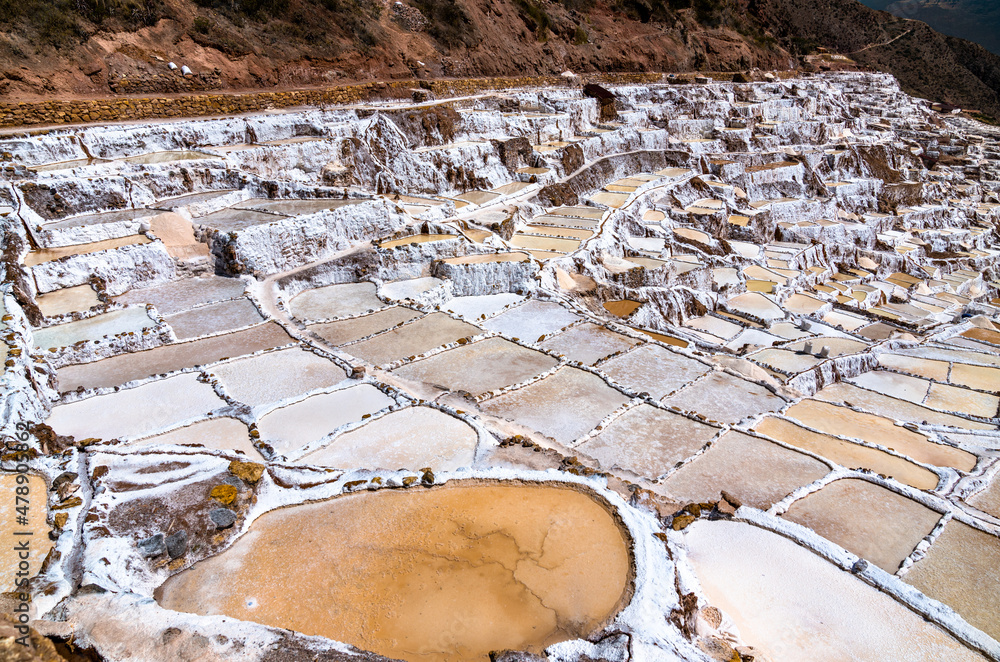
left=0, top=72, right=682, bottom=129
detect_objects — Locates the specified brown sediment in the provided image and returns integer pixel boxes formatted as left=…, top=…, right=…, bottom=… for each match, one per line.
left=155, top=480, right=634, bottom=662
left=24, top=235, right=151, bottom=266
left=603, top=300, right=643, bottom=318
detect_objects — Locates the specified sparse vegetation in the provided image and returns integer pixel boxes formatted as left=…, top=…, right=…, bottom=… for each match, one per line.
left=409, top=0, right=477, bottom=47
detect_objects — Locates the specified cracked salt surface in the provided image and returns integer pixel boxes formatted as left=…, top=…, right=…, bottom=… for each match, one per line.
left=156, top=482, right=632, bottom=662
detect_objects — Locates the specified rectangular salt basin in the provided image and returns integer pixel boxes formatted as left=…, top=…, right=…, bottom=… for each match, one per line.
left=44, top=208, right=159, bottom=230
left=443, top=294, right=525, bottom=320
left=482, top=300, right=581, bottom=340
left=196, top=208, right=284, bottom=231
left=539, top=323, right=640, bottom=366
left=163, top=298, right=265, bottom=340
left=479, top=367, right=630, bottom=444
left=114, top=276, right=247, bottom=316
left=683, top=520, right=988, bottom=662
left=754, top=415, right=939, bottom=490
left=130, top=417, right=263, bottom=460
left=211, top=346, right=347, bottom=407
left=289, top=282, right=385, bottom=321
left=343, top=313, right=480, bottom=366
left=309, top=307, right=421, bottom=346
left=661, top=371, right=786, bottom=424
left=725, top=292, right=785, bottom=320
left=577, top=404, right=717, bottom=478
left=33, top=307, right=156, bottom=350
left=783, top=398, right=978, bottom=471
left=56, top=322, right=294, bottom=392
left=47, top=372, right=226, bottom=442
left=781, top=478, right=942, bottom=573
left=299, top=406, right=477, bottom=471
left=237, top=198, right=364, bottom=215
left=598, top=344, right=709, bottom=399
left=35, top=285, right=101, bottom=317
left=257, top=384, right=395, bottom=456
left=24, top=235, right=151, bottom=267
left=815, top=382, right=996, bottom=431
left=392, top=337, right=558, bottom=396
left=509, top=235, right=582, bottom=253
left=661, top=431, right=830, bottom=510
left=547, top=206, right=605, bottom=220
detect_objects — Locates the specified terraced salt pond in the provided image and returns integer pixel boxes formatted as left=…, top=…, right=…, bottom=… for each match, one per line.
left=392, top=337, right=558, bottom=396
left=24, top=235, right=151, bottom=267
left=130, top=417, right=262, bottom=459
left=661, top=430, right=830, bottom=509
left=783, top=398, right=978, bottom=472
left=56, top=322, right=294, bottom=392
left=299, top=406, right=477, bottom=470
left=33, top=307, right=157, bottom=350
left=257, top=384, right=395, bottom=455
left=156, top=482, right=632, bottom=662
left=684, top=520, right=987, bottom=662
left=35, top=284, right=101, bottom=317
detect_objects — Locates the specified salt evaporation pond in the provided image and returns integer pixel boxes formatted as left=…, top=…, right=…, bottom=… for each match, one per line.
left=683, top=520, right=986, bottom=662
left=289, top=281, right=384, bottom=321
left=155, top=482, right=632, bottom=662
left=299, top=406, right=477, bottom=470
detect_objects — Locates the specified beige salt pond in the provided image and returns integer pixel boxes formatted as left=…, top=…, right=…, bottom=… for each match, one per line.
left=539, top=323, right=640, bottom=365
left=155, top=482, right=632, bottom=662
left=344, top=313, right=479, bottom=366
left=47, top=372, right=227, bottom=442
left=783, top=399, right=977, bottom=472
left=754, top=416, right=939, bottom=490
left=661, top=431, right=829, bottom=510
left=480, top=367, right=630, bottom=444
left=130, top=417, right=263, bottom=460
left=211, top=346, right=348, bottom=407
left=56, top=322, right=294, bottom=392
left=35, top=285, right=101, bottom=317
left=114, top=275, right=247, bottom=316
left=483, top=300, right=580, bottom=340
left=257, top=384, right=395, bottom=456
left=684, top=520, right=988, bottom=662
left=289, top=282, right=384, bottom=321
left=661, top=371, right=786, bottom=425
left=299, top=406, right=477, bottom=470
left=905, top=520, right=1000, bottom=643
left=33, top=307, right=156, bottom=350
left=309, top=307, right=421, bottom=346
left=598, top=345, right=710, bottom=400
left=24, top=235, right=151, bottom=267
left=577, top=404, right=717, bottom=478
left=392, top=337, right=557, bottom=397
left=782, top=478, right=942, bottom=573
left=163, top=298, right=265, bottom=340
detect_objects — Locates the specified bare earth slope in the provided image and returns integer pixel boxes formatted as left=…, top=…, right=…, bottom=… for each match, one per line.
left=4, top=0, right=1000, bottom=118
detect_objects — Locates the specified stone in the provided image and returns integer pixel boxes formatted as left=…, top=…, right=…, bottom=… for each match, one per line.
left=138, top=533, right=166, bottom=558
left=209, top=508, right=237, bottom=529
left=209, top=484, right=237, bottom=505
left=229, top=460, right=265, bottom=484
left=165, top=530, right=188, bottom=559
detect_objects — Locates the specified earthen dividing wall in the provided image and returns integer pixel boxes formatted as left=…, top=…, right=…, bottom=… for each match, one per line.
left=0, top=72, right=685, bottom=129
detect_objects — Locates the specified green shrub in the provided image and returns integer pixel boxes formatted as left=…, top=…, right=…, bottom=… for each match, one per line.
left=572, top=25, right=588, bottom=45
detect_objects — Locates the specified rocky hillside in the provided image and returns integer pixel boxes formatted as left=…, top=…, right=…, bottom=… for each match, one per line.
left=750, top=0, right=1000, bottom=117
left=859, top=0, right=1000, bottom=56
left=3, top=0, right=1000, bottom=119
